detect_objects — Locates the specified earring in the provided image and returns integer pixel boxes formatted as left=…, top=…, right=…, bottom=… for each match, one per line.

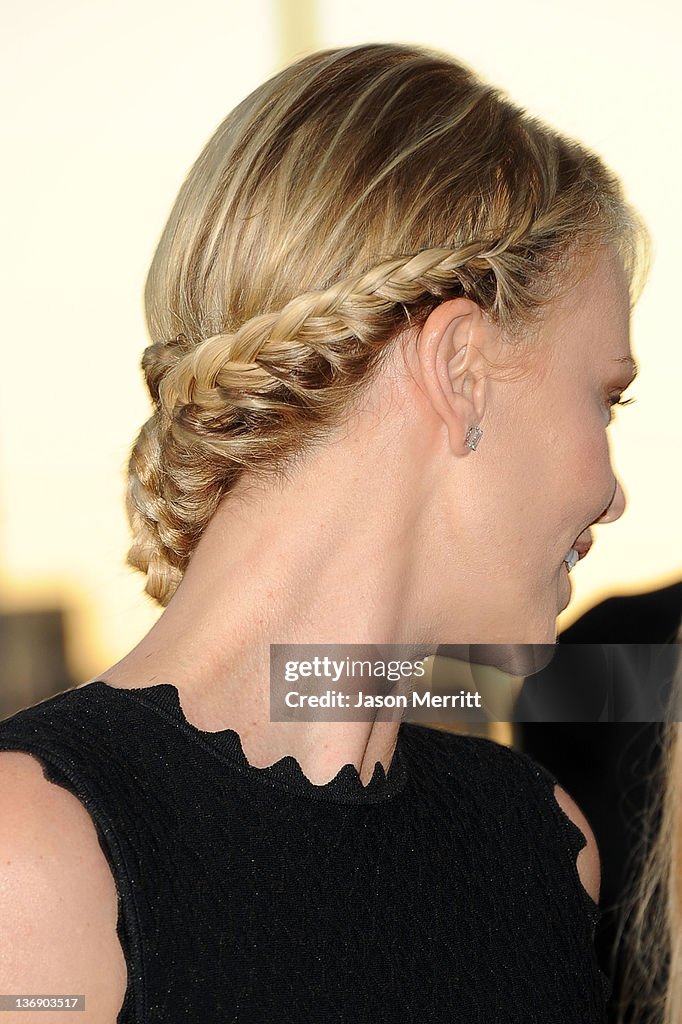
left=465, top=425, right=483, bottom=450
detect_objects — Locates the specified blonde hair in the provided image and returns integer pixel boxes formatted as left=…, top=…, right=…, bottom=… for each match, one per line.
left=616, top=632, right=682, bottom=1024
left=127, top=42, right=651, bottom=608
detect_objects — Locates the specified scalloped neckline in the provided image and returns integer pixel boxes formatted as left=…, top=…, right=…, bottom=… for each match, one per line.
left=88, top=680, right=409, bottom=804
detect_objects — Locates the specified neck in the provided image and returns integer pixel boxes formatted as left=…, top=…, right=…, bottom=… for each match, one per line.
left=91, top=429, right=540, bottom=785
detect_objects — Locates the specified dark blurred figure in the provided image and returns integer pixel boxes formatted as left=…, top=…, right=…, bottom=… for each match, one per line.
left=520, top=578, right=682, bottom=1024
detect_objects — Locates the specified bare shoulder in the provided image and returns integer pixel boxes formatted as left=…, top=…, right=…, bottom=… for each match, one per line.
left=0, top=750, right=128, bottom=1023
left=552, top=781, right=601, bottom=906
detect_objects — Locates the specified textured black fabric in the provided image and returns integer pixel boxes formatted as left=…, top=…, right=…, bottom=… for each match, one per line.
left=0, top=681, right=611, bottom=1023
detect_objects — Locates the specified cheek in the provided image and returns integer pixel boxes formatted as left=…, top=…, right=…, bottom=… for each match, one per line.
left=574, top=405, right=611, bottom=465
left=487, top=392, right=612, bottom=548
left=534, top=406, right=612, bottom=520
left=555, top=415, right=614, bottom=514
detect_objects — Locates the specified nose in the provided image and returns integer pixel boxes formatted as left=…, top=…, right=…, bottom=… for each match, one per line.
left=596, top=478, right=626, bottom=525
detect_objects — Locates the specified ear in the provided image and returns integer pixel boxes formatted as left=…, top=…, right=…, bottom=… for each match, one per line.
left=409, top=298, right=497, bottom=457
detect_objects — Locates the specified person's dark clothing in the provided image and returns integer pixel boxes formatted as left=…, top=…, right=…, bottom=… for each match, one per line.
left=0, top=680, right=610, bottom=1023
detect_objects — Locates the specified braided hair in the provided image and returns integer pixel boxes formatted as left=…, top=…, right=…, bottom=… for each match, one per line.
left=127, top=42, right=651, bottom=607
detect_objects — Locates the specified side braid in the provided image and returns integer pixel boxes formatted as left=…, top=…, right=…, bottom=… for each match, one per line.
left=126, top=238, right=578, bottom=607
left=155, top=240, right=557, bottom=418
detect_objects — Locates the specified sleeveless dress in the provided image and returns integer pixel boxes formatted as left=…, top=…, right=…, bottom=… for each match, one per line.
left=0, top=681, right=611, bottom=1023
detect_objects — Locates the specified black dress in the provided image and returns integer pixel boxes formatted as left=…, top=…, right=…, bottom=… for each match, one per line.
left=0, top=681, right=610, bottom=1023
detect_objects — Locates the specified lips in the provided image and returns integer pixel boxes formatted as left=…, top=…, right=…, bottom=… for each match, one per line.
left=573, top=536, right=593, bottom=561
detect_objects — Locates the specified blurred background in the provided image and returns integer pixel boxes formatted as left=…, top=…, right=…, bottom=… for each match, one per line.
left=1, top=2, right=681, bottom=1018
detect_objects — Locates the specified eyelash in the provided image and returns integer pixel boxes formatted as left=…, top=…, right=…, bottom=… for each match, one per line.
left=607, top=393, right=637, bottom=421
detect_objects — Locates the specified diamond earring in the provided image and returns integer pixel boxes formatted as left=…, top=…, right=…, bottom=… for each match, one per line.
left=464, top=425, right=483, bottom=450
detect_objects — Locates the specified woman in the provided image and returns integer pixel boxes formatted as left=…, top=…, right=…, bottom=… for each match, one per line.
left=0, top=42, right=651, bottom=1022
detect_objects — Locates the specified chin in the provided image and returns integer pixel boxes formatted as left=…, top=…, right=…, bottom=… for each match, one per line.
left=519, top=599, right=560, bottom=650
left=559, top=559, right=573, bottom=609
left=496, top=642, right=556, bottom=676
